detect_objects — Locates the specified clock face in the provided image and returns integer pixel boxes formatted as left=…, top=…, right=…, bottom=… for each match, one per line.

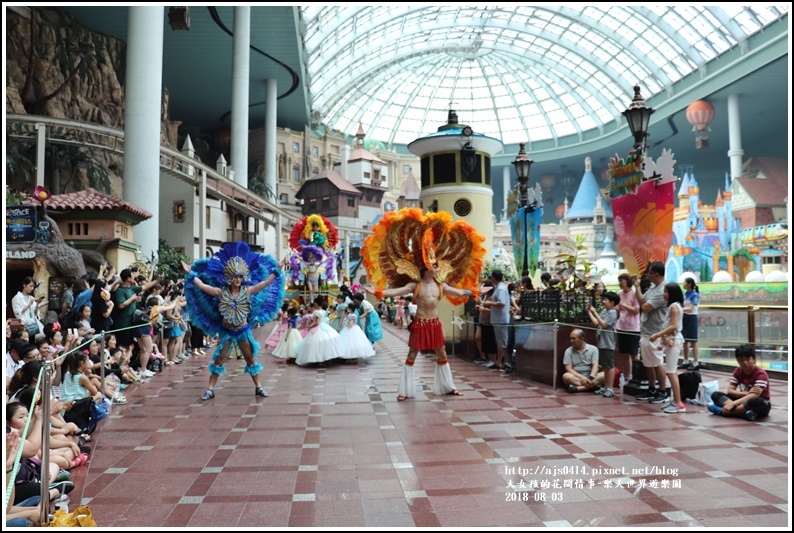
left=384, top=202, right=395, bottom=212
left=462, top=126, right=473, bottom=137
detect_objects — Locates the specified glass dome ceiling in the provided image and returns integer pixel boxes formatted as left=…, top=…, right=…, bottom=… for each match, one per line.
left=302, top=5, right=788, bottom=146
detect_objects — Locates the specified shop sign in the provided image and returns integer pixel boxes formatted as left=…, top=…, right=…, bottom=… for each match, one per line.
left=6, top=205, right=37, bottom=243
left=6, top=250, right=37, bottom=260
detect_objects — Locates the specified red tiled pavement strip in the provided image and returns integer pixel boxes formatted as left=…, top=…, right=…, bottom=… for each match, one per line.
left=70, top=321, right=789, bottom=527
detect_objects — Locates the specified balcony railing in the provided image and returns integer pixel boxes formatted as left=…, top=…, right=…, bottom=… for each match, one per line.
left=226, top=229, right=256, bottom=246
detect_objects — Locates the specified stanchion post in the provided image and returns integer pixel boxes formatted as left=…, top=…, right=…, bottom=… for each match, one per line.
left=99, top=333, right=106, bottom=396
left=552, top=320, right=559, bottom=392
left=39, top=364, right=52, bottom=524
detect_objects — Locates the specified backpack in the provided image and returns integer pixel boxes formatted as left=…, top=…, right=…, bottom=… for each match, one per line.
left=62, top=307, right=81, bottom=329
left=678, top=370, right=702, bottom=400
left=132, top=306, right=150, bottom=326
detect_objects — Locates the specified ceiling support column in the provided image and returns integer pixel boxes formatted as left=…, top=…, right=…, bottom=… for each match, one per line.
left=264, top=78, right=278, bottom=200
left=502, top=166, right=511, bottom=222
left=122, top=6, right=164, bottom=260
left=231, top=6, right=250, bottom=188
left=726, top=93, right=744, bottom=180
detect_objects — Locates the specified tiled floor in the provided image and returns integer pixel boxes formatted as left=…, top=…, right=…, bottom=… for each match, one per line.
left=69, top=322, right=789, bottom=527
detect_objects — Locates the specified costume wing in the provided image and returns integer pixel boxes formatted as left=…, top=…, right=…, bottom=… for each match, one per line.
left=247, top=254, right=286, bottom=327
left=362, top=207, right=424, bottom=295
left=428, top=214, right=486, bottom=306
left=184, top=242, right=285, bottom=334
left=184, top=258, right=224, bottom=336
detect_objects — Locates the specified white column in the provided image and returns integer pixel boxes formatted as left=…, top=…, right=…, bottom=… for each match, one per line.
left=231, top=6, right=250, bottom=188
left=502, top=166, right=510, bottom=222
left=199, top=170, right=207, bottom=259
left=35, top=123, right=46, bottom=188
left=264, top=78, right=278, bottom=201
left=344, top=231, right=351, bottom=281
left=727, top=93, right=744, bottom=180
left=276, top=213, right=283, bottom=262
left=122, top=6, right=164, bottom=260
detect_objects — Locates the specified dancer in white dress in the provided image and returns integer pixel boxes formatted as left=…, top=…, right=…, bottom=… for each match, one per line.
left=272, top=307, right=302, bottom=360
left=338, top=303, right=376, bottom=361
left=295, top=301, right=343, bottom=366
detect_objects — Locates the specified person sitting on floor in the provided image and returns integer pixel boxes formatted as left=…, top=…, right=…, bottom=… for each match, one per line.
left=563, top=329, right=604, bottom=393
left=709, top=344, right=771, bottom=421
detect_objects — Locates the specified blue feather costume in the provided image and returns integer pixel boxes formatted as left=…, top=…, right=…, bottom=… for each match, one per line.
left=184, top=242, right=285, bottom=376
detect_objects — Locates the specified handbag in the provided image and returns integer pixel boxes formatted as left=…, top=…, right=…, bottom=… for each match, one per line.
left=694, top=379, right=720, bottom=406
left=91, top=397, right=112, bottom=422
left=47, top=506, right=97, bottom=527
left=62, top=397, right=97, bottom=434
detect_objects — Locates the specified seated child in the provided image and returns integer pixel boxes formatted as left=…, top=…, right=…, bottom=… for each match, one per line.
left=709, top=344, right=771, bottom=421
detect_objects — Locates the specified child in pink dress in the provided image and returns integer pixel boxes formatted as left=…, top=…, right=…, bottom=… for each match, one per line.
left=264, top=303, right=289, bottom=352
left=298, top=307, right=312, bottom=338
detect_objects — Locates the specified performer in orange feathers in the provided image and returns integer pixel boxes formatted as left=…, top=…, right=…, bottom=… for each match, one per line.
left=362, top=208, right=486, bottom=401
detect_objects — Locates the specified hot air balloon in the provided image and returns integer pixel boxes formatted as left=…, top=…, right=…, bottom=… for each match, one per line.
left=555, top=204, right=566, bottom=220
left=685, top=100, right=715, bottom=149
left=540, top=173, right=556, bottom=192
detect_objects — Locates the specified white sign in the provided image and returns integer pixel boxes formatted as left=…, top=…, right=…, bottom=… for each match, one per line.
left=7, top=250, right=37, bottom=260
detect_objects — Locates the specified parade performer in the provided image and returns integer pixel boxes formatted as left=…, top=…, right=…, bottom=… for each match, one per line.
left=183, top=242, right=285, bottom=401
left=291, top=245, right=326, bottom=303
left=362, top=208, right=485, bottom=401
left=338, top=303, right=376, bottom=361
left=288, top=214, right=339, bottom=302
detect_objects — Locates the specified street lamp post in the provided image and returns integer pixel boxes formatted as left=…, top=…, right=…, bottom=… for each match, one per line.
left=621, top=84, right=655, bottom=153
left=512, top=142, right=533, bottom=278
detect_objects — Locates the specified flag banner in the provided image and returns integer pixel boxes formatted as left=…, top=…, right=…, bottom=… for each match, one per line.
left=510, top=207, right=526, bottom=277
left=527, top=206, right=543, bottom=277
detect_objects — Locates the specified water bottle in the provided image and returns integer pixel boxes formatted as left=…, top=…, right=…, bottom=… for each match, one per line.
left=619, top=373, right=625, bottom=390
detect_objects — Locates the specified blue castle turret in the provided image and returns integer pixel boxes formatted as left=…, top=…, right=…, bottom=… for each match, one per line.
left=668, top=168, right=744, bottom=281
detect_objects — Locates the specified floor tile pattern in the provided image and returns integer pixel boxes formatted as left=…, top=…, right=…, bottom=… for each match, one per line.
left=69, top=322, right=789, bottom=527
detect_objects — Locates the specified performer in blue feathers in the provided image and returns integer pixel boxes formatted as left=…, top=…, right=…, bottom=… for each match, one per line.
left=183, top=242, right=285, bottom=401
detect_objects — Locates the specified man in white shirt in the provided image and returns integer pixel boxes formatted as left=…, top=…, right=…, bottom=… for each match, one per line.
left=484, top=270, right=510, bottom=370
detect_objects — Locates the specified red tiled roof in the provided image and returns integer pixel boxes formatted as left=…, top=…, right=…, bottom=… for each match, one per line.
left=296, top=170, right=362, bottom=197
left=26, top=188, right=153, bottom=219
left=734, top=157, right=788, bottom=207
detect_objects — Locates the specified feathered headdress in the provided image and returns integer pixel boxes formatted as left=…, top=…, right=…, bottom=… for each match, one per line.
left=362, top=207, right=486, bottom=305
left=289, top=214, right=339, bottom=252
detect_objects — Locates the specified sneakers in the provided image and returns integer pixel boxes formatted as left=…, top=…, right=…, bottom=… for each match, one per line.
left=49, top=481, right=75, bottom=496
left=743, top=410, right=758, bottom=421
left=636, top=390, right=656, bottom=401
left=707, top=404, right=723, bottom=416
left=567, top=384, right=578, bottom=394
left=472, top=358, right=487, bottom=364
left=677, top=361, right=691, bottom=369
left=662, top=402, right=686, bottom=413
left=483, top=361, right=496, bottom=369
left=688, top=363, right=701, bottom=371
left=650, top=391, right=670, bottom=404
left=112, top=393, right=127, bottom=405
left=594, top=387, right=605, bottom=395
left=602, top=389, right=615, bottom=398
left=141, top=369, right=155, bottom=378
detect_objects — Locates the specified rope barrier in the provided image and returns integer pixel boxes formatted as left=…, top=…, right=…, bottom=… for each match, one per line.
left=4, top=323, right=141, bottom=509
left=452, top=316, right=782, bottom=348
